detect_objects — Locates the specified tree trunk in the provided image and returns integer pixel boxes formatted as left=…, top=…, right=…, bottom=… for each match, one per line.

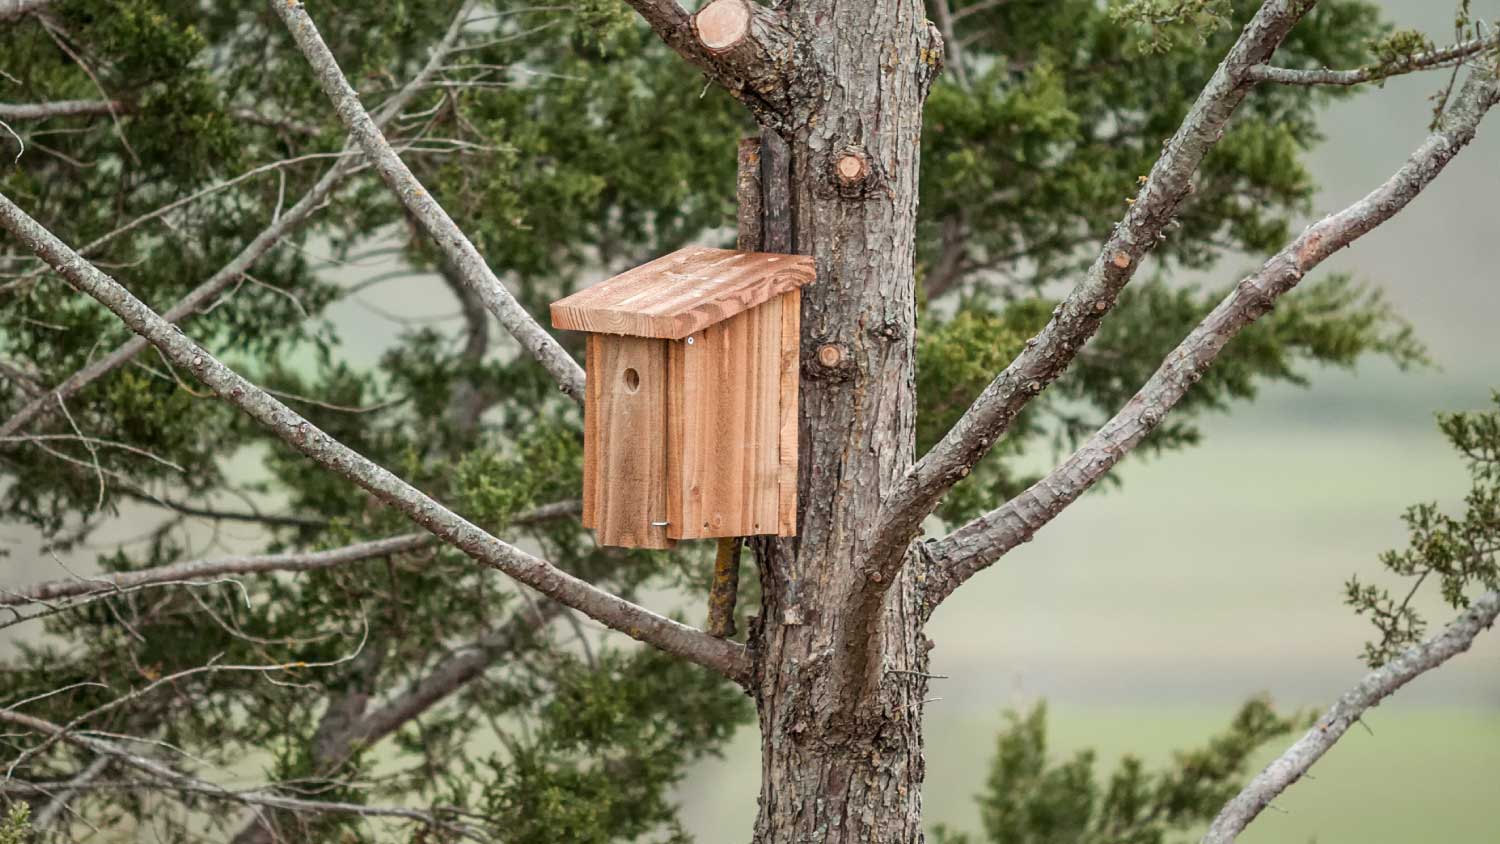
left=752, top=546, right=931, bottom=841
left=747, top=0, right=940, bottom=838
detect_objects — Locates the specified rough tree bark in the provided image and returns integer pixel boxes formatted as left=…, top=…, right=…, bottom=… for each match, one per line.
left=730, top=0, right=943, bottom=838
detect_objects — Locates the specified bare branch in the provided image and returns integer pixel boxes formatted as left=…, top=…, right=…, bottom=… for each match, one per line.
left=1202, top=590, right=1500, bottom=843
left=0, top=358, right=44, bottom=396
left=0, top=534, right=430, bottom=606
left=229, top=524, right=579, bottom=843
left=1248, top=31, right=1500, bottom=87
left=923, top=70, right=1500, bottom=611
left=513, top=498, right=583, bottom=525
left=113, top=486, right=329, bottom=530
left=0, top=498, right=580, bottom=608
left=0, top=99, right=320, bottom=135
left=0, top=6, right=466, bottom=440
left=345, top=602, right=565, bottom=754
left=31, top=754, right=109, bottom=832
left=0, top=194, right=751, bottom=683
left=0, top=710, right=492, bottom=842
left=271, top=0, right=586, bottom=404
left=867, top=0, right=1318, bottom=587
left=0, top=99, right=125, bottom=120
left=5, top=629, right=373, bottom=779
left=0, top=0, right=52, bottom=23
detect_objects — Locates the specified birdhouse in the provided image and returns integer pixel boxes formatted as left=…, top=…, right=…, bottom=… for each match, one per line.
left=551, top=245, right=815, bottom=549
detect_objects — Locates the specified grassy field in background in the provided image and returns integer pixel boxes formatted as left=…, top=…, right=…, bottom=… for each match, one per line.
left=677, top=706, right=1500, bottom=842
left=927, top=706, right=1500, bottom=843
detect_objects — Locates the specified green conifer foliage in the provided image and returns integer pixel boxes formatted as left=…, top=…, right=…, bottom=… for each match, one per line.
left=930, top=700, right=1299, bottom=844
left=1347, top=395, right=1500, bottom=667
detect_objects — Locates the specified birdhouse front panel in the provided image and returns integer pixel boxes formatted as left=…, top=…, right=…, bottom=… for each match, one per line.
left=553, top=246, right=815, bottom=549
left=582, top=333, right=674, bottom=549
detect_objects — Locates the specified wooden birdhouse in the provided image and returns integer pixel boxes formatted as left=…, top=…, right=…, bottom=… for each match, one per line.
left=551, top=245, right=815, bottom=549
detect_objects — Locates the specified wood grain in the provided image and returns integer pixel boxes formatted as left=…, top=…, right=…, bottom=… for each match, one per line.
left=694, top=0, right=751, bottom=52
left=666, top=300, right=782, bottom=540
left=583, top=334, right=675, bottom=549
left=776, top=288, right=799, bottom=535
left=551, top=245, right=814, bottom=340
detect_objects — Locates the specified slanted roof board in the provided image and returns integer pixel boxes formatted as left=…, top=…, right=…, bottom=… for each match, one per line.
left=550, top=245, right=815, bottom=340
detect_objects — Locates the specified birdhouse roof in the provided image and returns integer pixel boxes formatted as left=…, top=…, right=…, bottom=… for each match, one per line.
left=550, top=245, right=815, bottom=340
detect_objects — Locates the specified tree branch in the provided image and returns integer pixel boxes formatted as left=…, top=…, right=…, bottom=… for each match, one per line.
left=436, top=253, right=499, bottom=435
left=1202, top=590, right=1500, bottom=843
left=0, top=534, right=430, bottom=606
left=1, top=499, right=580, bottom=608
left=113, top=485, right=329, bottom=530
left=30, top=754, right=110, bottom=832
left=922, top=70, right=1500, bottom=611
left=0, top=710, right=493, bottom=842
left=0, top=0, right=51, bottom=22
left=230, top=541, right=578, bottom=844
left=271, top=0, right=585, bottom=404
left=0, top=98, right=321, bottom=134
left=345, top=601, right=566, bottom=753
left=1247, top=31, right=1500, bottom=87
left=0, top=4, right=467, bottom=440
left=618, top=0, right=808, bottom=127
left=0, top=193, right=751, bottom=684
left=866, top=0, right=1318, bottom=584
left=0, top=99, right=125, bottom=119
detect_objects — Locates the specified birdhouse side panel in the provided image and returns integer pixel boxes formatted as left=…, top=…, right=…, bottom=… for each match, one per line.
left=666, top=299, right=783, bottom=540
left=583, top=334, right=675, bottom=549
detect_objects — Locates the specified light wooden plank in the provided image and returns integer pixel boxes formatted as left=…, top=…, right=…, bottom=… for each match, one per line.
left=551, top=245, right=815, bottom=340
left=776, top=288, right=799, bottom=536
left=584, top=335, right=674, bottom=549
left=582, top=335, right=599, bottom=531
left=666, top=301, right=781, bottom=539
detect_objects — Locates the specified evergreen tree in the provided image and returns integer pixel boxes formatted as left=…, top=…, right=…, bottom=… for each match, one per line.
left=0, top=0, right=1494, bottom=840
